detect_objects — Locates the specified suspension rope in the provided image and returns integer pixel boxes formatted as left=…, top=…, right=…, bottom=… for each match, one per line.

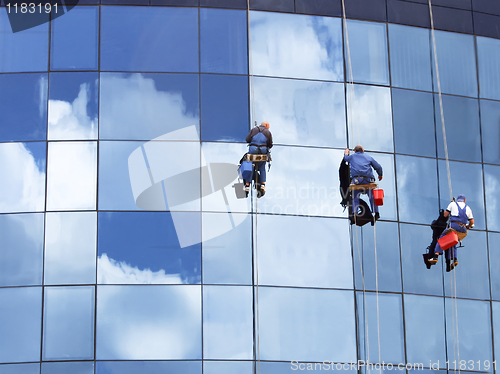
left=247, top=0, right=256, bottom=128
left=428, top=0, right=460, bottom=371
left=342, top=0, right=383, bottom=367
left=341, top=0, right=360, bottom=148
left=246, top=3, right=261, bottom=374
left=373, top=224, right=382, bottom=367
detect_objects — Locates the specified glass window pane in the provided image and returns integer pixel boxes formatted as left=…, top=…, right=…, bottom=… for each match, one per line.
left=100, top=73, right=199, bottom=141
left=485, top=164, right=500, bottom=232
left=102, top=138, right=202, bottom=213
left=200, top=142, right=252, bottom=284
left=477, top=36, right=500, bottom=100
left=443, top=231, right=489, bottom=299
left=0, top=11, right=49, bottom=72
left=432, top=31, right=477, bottom=97
left=490, top=233, right=500, bottom=301
left=347, top=85, right=393, bottom=152
left=438, top=160, right=485, bottom=230
left=46, top=141, right=97, bottom=211
left=98, top=141, right=143, bottom=210
left=369, top=153, right=397, bottom=221
left=251, top=11, right=343, bottom=81
left=389, top=24, right=432, bottom=91
left=404, top=295, right=446, bottom=365
left=200, top=0, right=246, bottom=7
left=445, top=299, right=492, bottom=364
left=203, top=286, right=253, bottom=359
left=0, top=142, right=46, bottom=214
left=257, top=147, right=344, bottom=217
left=259, top=287, right=356, bottom=362
left=100, top=7, right=198, bottom=72
left=493, top=302, right=500, bottom=372
left=257, top=215, right=353, bottom=289
left=200, top=74, right=248, bottom=142
left=42, top=287, right=95, bottom=360
left=396, top=155, right=439, bottom=224
left=345, top=20, right=389, bottom=85
left=480, top=99, right=500, bottom=165
left=435, top=95, right=481, bottom=162
left=96, top=361, right=201, bottom=374
left=0, top=73, right=47, bottom=142
left=0, top=364, right=39, bottom=374
left=0, top=213, right=44, bottom=287
left=203, top=361, right=253, bottom=374
left=0, top=287, right=42, bottom=363
left=96, top=285, right=201, bottom=360
left=44, top=212, right=97, bottom=285
left=200, top=8, right=247, bottom=74
left=98, top=212, right=201, bottom=285
left=393, top=89, right=436, bottom=157
left=200, top=142, right=251, bottom=215
left=400, top=223, right=444, bottom=297
left=202, top=213, right=252, bottom=285
left=141, top=139, right=201, bottom=212
left=357, top=292, right=404, bottom=364
left=353, top=222, right=401, bottom=293
left=48, top=73, right=98, bottom=140
left=41, top=362, right=93, bottom=374
left=253, top=77, right=346, bottom=148
left=50, top=6, right=98, bottom=70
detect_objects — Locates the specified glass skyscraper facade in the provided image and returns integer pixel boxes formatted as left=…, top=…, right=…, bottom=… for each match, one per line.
left=1, top=0, right=500, bottom=373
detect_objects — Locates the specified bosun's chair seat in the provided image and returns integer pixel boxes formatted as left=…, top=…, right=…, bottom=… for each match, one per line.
left=349, top=182, right=378, bottom=191
left=245, top=154, right=267, bottom=162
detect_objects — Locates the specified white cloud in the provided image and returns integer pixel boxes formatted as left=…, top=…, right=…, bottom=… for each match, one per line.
left=0, top=143, right=45, bottom=213
left=347, top=84, right=393, bottom=152
left=97, top=254, right=183, bottom=285
left=48, top=82, right=97, bottom=140
left=251, top=12, right=343, bottom=81
left=97, top=285, right=201, bottom=360
left=100, top=73, right=199, bottom=140
left=253, top=77, right=345, bottom=148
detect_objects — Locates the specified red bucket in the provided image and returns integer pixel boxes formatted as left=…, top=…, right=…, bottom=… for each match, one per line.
left=438, top=231, right=459, bottom=250
left=373, top=189, right=384, bottom=206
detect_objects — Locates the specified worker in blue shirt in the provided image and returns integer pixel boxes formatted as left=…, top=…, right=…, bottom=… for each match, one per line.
left=344, top=145, right=383, bottom=222
left=245, top=121, right=273, bottom=193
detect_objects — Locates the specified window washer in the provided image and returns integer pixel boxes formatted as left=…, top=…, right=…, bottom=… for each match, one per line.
left=343, top=145, right=383, bottom=223
left=244, top=121, right=273, bottom=193
left=428, top=194, right=474, bottom=271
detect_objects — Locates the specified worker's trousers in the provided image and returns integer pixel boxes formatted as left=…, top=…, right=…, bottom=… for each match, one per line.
left=352, top=178, right=378, bottom=215
left=245, top=146, right=267, bottom=184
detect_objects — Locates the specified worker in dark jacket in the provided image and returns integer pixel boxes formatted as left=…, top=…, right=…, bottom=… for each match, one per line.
left=245, top=121, right=273, bottom=192
left=343, top=145, right=383, bottom=221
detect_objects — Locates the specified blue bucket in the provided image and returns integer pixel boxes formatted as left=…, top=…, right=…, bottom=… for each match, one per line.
left=238, top=161, right=253, bottom=180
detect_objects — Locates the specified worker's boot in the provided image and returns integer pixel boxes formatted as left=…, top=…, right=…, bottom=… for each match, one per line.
left=428, top=254, right=438, bottom=265
left=453, top=258, right=458, bottom=267
left=446, top=259, right=452, bottom=272
left=375, top=212, right=380, bottom=221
